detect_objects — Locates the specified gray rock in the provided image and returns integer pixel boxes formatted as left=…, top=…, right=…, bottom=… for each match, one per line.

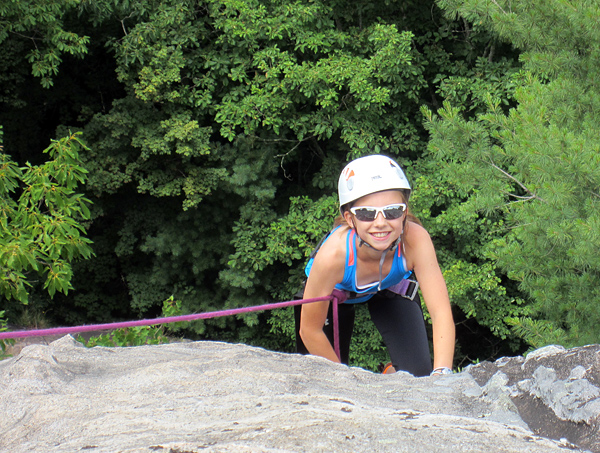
left=466, top=343, right=600, bottom=452
left=0, top=336, right=595, bottom=452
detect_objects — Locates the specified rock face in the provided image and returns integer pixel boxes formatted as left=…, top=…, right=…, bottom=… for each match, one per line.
left=0, top=336, right=598, bottom=453
left=466, top=343, right=600, bottom=452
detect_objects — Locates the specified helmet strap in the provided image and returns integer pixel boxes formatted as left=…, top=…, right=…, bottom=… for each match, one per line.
left=351, top=221, right=401, bottom=291
left=350, top=217, right=401, bottom=253
left=346, top=206, right=408, bottom=291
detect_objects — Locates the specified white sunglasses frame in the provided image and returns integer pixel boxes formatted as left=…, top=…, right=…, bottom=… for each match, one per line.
left=349, top=203, right=407, bottom=221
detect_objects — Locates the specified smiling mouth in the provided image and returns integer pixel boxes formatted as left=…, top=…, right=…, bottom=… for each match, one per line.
left=371, top=232, right=390, bottom=238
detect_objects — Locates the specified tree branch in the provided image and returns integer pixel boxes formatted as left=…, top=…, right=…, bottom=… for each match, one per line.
left=490, top=160, right=545, bottom=202
left=275, top=140, right=304, bottom=181
left=119, top=12, right=136, bottom=36
left=490, top=0, right=508, bottom=15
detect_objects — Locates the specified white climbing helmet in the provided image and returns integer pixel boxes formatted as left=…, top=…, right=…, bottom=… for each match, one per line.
left=338, top=155, right=411, bottom=210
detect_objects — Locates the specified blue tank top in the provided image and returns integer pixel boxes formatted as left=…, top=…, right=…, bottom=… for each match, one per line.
left=305, top=227, right=412, bottom=303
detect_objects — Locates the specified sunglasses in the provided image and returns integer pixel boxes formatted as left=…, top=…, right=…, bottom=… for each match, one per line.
left=349, top=203, right=407, bottom=222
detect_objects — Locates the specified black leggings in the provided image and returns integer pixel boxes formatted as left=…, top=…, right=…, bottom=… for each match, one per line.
left=294, top=291, right=432, bottom=377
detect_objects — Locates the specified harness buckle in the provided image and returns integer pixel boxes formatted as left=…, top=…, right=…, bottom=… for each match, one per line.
left=404, top=279, right=419, bottom=300
left=387, top=278, right=419, bottom=300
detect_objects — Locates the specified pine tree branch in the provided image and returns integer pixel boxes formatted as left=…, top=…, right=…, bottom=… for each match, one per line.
left=490, top=0, right=509, bottom=15
left=488, top=222, right=533, bottom=235
left=489, top=160, right=545, bottom=202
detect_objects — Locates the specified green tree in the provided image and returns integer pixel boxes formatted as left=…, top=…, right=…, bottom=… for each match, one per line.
left=0, top=0, right=89, bottom=89
left=0, top=128, right=94, bottom=311
left=427, top=0, right=600, bottom=348
left=0, top=309, right=14, bottom=359
left=72, top=0, right=433, bottom=332
left=1, top=0, right=526, bottom=368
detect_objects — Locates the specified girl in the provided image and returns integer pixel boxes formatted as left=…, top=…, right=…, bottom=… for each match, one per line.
left=295, top=155, right=455, bottom=377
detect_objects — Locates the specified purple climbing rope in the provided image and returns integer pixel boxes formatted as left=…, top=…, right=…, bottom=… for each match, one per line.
left=330, top=289, right=347, bottom=361
left=0, top=293, right=346, bottom=361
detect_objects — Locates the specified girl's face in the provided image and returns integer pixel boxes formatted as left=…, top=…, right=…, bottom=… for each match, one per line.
left=343, top=190, right=406, bottom=251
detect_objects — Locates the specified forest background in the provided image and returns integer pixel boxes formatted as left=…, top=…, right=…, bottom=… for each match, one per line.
left=2, top=0, right=600, bottom=371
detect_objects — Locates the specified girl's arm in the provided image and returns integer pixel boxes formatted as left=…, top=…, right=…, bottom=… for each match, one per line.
left=300, top=237, right=346, bottom=363
left=405, top=223, right=455, bottom=370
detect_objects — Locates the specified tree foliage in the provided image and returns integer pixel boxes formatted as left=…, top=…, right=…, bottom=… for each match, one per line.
left=0, top=129, right=93, bottom=306
left=0, top=309, right=14, bottom=359
left=0, top=0, right=89, bottom=88
left=429, top=0, right=600, bottom=348
left=1, top=0, right=536, bottom=368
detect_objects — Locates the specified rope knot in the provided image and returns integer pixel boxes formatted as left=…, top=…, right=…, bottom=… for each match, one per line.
left=331, top=289, right=348, bottom=304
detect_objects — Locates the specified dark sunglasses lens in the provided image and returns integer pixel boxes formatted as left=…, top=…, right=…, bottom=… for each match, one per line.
left=354, top=209, right=376, bottom=221
left=383, top=206, right=405, bottom=219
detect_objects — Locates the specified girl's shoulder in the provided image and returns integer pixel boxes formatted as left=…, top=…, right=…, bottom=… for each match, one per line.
left=314, top=226, right=351, bottom=262
left=304, top=227, right=350, bottom=296
left=405, top=220, right=431, bottom=241
left=403, top=221, right=436, bottom=269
